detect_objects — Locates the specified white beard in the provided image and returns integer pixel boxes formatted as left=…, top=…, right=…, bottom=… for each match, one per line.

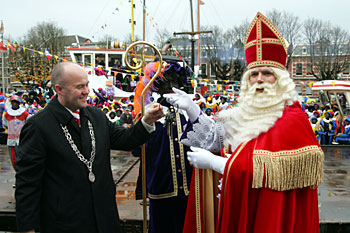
left=244, top=82, right=282, bottom=108
left=217, top=68, right=299, bottom=151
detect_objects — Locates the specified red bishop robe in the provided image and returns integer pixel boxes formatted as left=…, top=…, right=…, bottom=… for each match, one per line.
left=184, top=102, right=324, bottom=233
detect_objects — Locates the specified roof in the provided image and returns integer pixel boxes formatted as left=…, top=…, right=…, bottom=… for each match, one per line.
left=62, top=35, right=92, bottom=47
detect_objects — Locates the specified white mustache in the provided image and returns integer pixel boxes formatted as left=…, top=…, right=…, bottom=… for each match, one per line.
left=247, top=83, right=277, bottom=95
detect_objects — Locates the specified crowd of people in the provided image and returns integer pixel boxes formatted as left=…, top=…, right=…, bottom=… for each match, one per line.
left=192, top=92, right=234, bottom=118
left=301, top=101, right=350, bottom=145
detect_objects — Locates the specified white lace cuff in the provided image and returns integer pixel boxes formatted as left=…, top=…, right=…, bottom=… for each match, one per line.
left=180, top=113, right=225, bottom=153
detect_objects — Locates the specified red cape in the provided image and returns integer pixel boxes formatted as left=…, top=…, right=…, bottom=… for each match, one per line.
left=217, top=102, right=323, bottom=233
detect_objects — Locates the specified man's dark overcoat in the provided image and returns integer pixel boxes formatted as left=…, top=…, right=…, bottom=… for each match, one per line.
left=16, top=96, right=153, bottom=233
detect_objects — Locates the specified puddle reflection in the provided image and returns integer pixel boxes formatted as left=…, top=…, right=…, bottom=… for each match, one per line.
left=322, top=146, right=350, bottom=197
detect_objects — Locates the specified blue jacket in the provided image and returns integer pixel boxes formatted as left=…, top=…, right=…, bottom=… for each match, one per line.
left=133, top=110, right=193, bottom=199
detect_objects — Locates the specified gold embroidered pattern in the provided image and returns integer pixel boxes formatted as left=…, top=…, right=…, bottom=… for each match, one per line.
left=148, top=113, right=189, bottom=199
left=259, top=14, right=289, bottom=54
left=244, top=15, right=259, bottom=44
left=217, top=142, right=247, bottom=231
left=194, top=168, right=202, bottom=233
left=252, top=145, right=324, bottom=191
left=256, top=19, right=262, bottom=61
left=148, top=120, right=178, bottom=199
left=221, top=142, right=247, bottom=204
left=177, top=112, right=189, bottom=195
left=247, top=60, right=285, bottom=70
left=245, top=38, right=285, bottom=50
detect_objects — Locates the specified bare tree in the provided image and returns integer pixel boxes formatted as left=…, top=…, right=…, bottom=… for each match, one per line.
left=266, top=9, right=301, bottom=68
left=6, top=21, right=64, bottom=88
left=8, top=50, right=56, bottom=88
left=303, top=18, right=350, bottom=80
left=97, top=34, right=119, bottom=49
left=201, top=23, right=247, bottom=81
left=153, top=28, right=172, bottom=48
left=123, top=33, right=141, bottom=45
left=22, top=21, right=66, bottom=56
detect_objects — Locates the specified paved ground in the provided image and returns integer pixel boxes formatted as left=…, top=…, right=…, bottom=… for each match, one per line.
left=318, top=146, right=350, bottom=223
left=0, top=145, right=350, bottom=232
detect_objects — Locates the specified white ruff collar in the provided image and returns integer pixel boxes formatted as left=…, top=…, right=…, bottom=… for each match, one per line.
left=7, top=107, right=26, bottom=116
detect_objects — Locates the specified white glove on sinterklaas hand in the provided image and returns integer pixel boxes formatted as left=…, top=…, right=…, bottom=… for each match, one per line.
left=187, top=146, right=228, bottom=174
left=164, top=87, right=200, bottom=122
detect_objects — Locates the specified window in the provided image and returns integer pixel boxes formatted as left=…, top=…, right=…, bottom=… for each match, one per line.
left=306, top=85, right=312, bottom=95
left=296, top=63, right=303, bottom=76
left=302, top=47, right=307, bottom=54
left=295, top=84, right=302, bottom=95
left=210, top=63, right=216, bottom=77
left=73, top=53, right=82, bottom=63
left=306, top=63, right=312, bottom=75
left=200, top=63, right=207, bottom=75
left=108, top=54, right=122, bottom=68
left=95, top=53, right=106, bottom=67
left=83, top=54, right=92, bottom=67
left=343, top=63, right=350, bottom=75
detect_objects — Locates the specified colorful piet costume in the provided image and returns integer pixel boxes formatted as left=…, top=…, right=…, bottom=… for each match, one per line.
left=334, top=117, right=350, bottom=144
left=181, top=12, right=324, bottom=233
left=310, top=117, right=321, bottom=143
left=132, top=61, right=193, bottom=233
left=318, top=111, right=337, bottom=145
left=3, top=96, right=29, bottom=171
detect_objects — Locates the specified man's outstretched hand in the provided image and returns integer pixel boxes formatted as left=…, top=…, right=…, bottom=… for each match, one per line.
left=143, top=103, right=165, bottom=125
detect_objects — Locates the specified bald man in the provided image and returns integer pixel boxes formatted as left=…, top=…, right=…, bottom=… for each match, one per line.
left=15, top=62, right=164, bottom=233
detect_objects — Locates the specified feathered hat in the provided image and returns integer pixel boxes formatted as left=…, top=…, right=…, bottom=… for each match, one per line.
left=134, top=61, right=190, bottom=116
left=244, top=12, right=289, bottom=70
left=10, top=95, right=22, bottom=103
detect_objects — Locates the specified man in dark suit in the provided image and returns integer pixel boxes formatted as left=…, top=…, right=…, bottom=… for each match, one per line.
left=119, top=108, right=133, bottom=128
left=15, top=62, right=164, bottom=233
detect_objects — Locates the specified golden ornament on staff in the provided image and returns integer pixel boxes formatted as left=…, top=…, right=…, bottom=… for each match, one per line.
left=124, top=41, right=163, bottom=233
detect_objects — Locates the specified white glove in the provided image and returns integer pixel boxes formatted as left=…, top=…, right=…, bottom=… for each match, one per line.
left=164, top=87, right=200, bottom=122
left=187, top=146, right=228, bottom=174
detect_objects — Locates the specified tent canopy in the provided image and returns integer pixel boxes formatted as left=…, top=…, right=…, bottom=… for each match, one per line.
left=88, top=75, right=134, bottom=97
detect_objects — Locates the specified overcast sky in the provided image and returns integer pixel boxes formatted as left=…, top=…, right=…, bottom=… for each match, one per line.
left=2, top=0, right=350, bottom=44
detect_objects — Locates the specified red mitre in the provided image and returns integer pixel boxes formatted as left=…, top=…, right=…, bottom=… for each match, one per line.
left=244, top=12, right=289, bottom=70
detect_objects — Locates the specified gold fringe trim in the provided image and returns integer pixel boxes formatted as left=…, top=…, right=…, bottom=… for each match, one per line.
left=252, top=145, right=324, bottom=191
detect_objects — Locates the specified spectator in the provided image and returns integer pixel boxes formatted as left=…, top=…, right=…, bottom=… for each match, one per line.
left=3, top=95, right=29, bottom=172
left=119, top=108, right=133, bottom=128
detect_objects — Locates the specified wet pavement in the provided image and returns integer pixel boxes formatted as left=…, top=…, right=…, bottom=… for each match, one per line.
left=319, top=146, right=350, bottom=224
left=0, top=145, right=350, bottom=232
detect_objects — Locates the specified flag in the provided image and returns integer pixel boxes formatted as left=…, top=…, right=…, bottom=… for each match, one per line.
left=45, top=49, right=52, bottom=60
left=0, top=21, right=3, bottom=33
left=200, top=0, right=205, bottom=5
left=7, top=42, right=15, bottom=52
left=0, top=42, right=6, bottom=51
